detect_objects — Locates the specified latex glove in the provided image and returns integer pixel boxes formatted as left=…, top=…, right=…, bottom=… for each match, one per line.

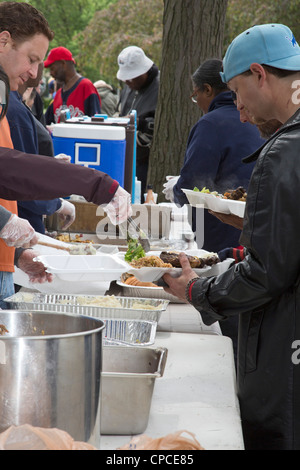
left=104, top=186, right=132, bottom=225
left=162, top=175, right=179, bottom=202
left=17, top=249, right=53, bottom=284
left=0, top=214, right=38, bottom=248
left=55, top=199, right=76, bottom=230
left=55, top=153, right=71, bottom=163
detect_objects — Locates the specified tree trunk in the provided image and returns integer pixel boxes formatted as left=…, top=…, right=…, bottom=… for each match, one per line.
left=148, top=0, right=228, bottom=199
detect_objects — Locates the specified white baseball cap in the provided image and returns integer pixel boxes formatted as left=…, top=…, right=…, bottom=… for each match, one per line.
left=117, top=46, right=154, bottom=81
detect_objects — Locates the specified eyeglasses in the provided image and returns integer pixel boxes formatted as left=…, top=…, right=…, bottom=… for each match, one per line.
left=190, top=89, right=200, bottom=103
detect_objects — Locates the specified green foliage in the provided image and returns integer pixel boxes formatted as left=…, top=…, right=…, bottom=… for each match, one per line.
left=7, top=0, right=119, bottom=61
left=225, top=0, right=300, bottom=51
left=4, top=0, right=300, bottom=85
left=8, top=0, right=163, bottom=84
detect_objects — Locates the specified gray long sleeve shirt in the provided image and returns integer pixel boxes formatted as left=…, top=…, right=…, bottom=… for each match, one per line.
left=0, top=205, right=12, bottom=231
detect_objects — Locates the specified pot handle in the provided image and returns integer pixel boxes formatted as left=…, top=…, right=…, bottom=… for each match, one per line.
left=155, top=347, right=168, bottom=377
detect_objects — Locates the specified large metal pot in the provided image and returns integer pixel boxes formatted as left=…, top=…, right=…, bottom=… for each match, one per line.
left=0, top=310, right=105, bottom=448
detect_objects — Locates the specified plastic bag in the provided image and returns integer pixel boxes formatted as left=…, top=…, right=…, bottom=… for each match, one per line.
left=0, top=425, right=97, bottom=450
left=118, top=430, right=205, bottom=450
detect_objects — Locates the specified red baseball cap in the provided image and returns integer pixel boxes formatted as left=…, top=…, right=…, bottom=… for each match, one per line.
left=44, top=47, right=76, bottom=68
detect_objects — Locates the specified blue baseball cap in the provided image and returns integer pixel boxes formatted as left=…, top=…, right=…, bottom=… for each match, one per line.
left=220, top=24, right=300, bottom=83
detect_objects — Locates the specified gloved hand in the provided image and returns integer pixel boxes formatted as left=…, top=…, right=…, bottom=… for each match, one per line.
left=218, top=247, right=246, bottom=263
left=0, top=214, right=38, bottom=247
left=54, top=153, right=71, bottom=163
left=55, top=199, right=76, bottom=230
left=104, top=186, right=132, bottom=225
left=162, top=175, right=179, bottom=202
left=17, top=249, right=53, bottom=284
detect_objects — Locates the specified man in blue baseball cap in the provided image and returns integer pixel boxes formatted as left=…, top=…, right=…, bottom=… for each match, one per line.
left=162, top=24, right=300, bottom=450
left=220, top=23, right=300, bottom=83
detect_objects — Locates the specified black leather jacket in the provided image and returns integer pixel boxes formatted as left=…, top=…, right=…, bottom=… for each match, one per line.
left=190, top=108, right=300, bottom=450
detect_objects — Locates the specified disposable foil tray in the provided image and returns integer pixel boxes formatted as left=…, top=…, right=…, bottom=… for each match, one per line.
left=4, top=292, right=168, bottom=323
left=103, top=319, right=157, bottom=346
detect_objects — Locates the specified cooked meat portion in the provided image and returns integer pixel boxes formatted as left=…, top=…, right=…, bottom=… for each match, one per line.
left=203, top=254, right=220, bottom=265
left=160, top=251, right=220, bottom=268
left=223, top=186, right=247, bottom=201
left=130, top=255, right=172, bottom=268
left=160, top=251, right=205, bottom=268
left=124, top=275, right=157, bottom=287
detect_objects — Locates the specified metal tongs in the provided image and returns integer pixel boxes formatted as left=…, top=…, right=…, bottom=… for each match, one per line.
left=120, top=217, right=151, bottom=252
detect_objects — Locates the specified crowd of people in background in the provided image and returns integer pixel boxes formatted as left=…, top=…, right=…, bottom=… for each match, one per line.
left=1, top=23, right=160, bottom=240
left=42, top=44, right=159, bottom=196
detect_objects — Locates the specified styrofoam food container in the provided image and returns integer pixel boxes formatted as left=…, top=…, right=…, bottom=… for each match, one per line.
left=34, top=253, right=129, bottom=282
left=183, top=189, right=246, bottom=218
left=184, top=249, right=234, bottom=276
left=119, top=249, right=233, bottom=282
left=126, top=265, right=211, bottom=282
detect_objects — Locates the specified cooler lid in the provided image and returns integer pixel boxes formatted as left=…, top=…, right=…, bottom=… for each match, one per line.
left=52, top=123, right=126, bottom=140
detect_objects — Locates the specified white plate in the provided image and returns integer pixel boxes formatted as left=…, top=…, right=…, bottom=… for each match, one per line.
left=116, top=281, right=186, bottom=304
left=34, top=254, right=129, bottom=282
left=183, top=189, right=245, bottom=217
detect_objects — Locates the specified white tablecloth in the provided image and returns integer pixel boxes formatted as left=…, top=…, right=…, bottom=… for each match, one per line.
left=100, top=332, right=244, bottom=451
left=12, top=210, right=243, bottom=450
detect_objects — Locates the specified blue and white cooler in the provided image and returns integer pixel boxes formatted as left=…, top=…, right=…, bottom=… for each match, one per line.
left=52, top=123, right=127, bottom=186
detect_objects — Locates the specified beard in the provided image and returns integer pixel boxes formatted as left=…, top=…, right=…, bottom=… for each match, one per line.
left=256, top=119, right=282, bottom=139
left=248, top=114, right=267, bottom=126
left=242, top=107, right=281, bottom=139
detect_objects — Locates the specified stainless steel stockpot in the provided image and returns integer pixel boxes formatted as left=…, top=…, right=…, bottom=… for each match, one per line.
left=0, top=310, right=105, bottom=448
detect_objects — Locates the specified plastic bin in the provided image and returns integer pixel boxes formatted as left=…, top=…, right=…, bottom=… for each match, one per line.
left=52, top=123, right=126, bottom=186
left=90, top=114, right=136, bottom=197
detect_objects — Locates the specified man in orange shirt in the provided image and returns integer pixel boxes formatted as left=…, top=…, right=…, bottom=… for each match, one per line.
left=0, top=17, right=52, bottom=307
left=0, top=11, right=51, bottom=309
left=0, top=2, right=132, bottom=308
left=0, top=2, right=55, bottom=307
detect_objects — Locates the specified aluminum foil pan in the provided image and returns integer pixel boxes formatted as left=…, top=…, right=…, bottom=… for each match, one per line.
left=103, top=319, right=157, bottom=346
left=4, top=292, right=168, bottom=323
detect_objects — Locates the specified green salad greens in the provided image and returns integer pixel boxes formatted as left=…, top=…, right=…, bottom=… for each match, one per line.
left=193, top=186, right=219, bottom=196
left=124, top=238, right=145, bottom=262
